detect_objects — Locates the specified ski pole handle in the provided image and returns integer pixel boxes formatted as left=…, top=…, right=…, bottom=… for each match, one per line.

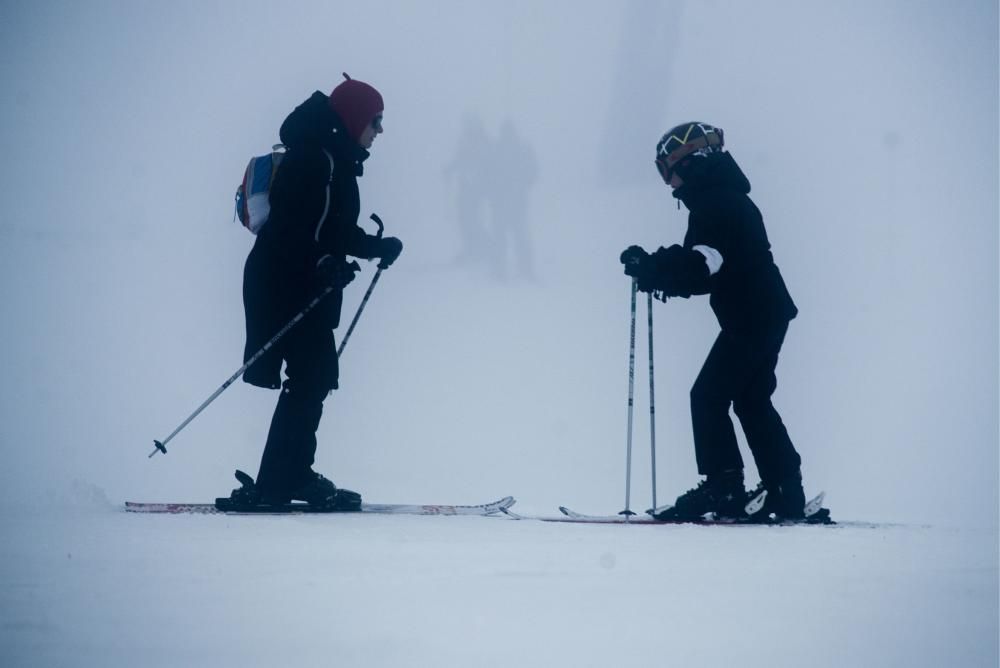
left=369, top=212, right=385, bottom=238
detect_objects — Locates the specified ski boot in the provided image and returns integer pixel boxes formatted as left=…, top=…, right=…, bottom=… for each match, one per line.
left=215, top=470, right=264, bottom=511
left=652, top=470, right=747, bottom=522
left=745, top=471, right=832, bottom=524
left=289, top=471, right=362, bottom=512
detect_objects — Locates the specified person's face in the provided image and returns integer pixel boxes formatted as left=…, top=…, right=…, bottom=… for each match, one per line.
left=359, top=113, right=383, bottom=149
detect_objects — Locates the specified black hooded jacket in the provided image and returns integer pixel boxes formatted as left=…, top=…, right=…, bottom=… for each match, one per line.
left=242, top=91, right=382, bottom=388
left=649, top=151, right=797, bottom=332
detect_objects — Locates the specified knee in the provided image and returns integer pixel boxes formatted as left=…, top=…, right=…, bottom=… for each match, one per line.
left=281, top=377, right=332, bottom=404
left=690, top=384, right=730, bottom=413
left=733, top=395, right=772, bottom=419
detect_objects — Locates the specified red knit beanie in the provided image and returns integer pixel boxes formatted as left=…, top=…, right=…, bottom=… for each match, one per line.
left=329, top=73, right=384, bottom=143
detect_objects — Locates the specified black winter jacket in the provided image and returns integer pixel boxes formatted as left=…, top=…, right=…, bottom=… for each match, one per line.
left=649, top=152, right=797, bottom=332
left=242, top=91, right=382, bottom=388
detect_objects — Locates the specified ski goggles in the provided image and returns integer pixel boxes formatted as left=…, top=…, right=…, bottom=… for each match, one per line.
left=655, top=131, right=723, bottom=184
left=655, top=153, right=693, bottom=184
left=655, top=156, right=675, bottom=184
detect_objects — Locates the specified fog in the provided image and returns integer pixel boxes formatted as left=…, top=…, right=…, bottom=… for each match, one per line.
left=0, top=0, right=996, bottom=528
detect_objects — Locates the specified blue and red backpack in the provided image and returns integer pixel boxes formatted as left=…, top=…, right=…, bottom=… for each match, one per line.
left=234, top=145, right=285, bottom=234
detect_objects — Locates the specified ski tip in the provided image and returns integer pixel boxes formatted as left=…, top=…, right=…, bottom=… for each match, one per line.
left=557, top=506, right=590, bottom=519
left=493, top=496, right=516, bottom=511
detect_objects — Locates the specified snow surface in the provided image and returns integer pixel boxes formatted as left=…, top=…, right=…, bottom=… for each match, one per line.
left=1, top=1, right=997, bottom=666
left=2, top=492, right=997, bottom=667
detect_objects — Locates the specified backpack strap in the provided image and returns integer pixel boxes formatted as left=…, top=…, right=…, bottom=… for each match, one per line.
left=314, top=149, right=336, bottom=242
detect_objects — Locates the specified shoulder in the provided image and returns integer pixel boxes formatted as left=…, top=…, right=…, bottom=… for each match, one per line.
left=705, top=189, right=752, bottom=219
left=280, top=147, right=331, bottom=178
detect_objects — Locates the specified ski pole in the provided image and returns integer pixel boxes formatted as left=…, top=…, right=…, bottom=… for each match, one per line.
left=647, top=291, right=657, bottom=511
left=620, top=278, right=638, bottom=519
left=337, top=213, right=385, bottom=356
left=337, top=270, right=380, bottom=356
left=150, top=213, right=388, bottom=458
left=148, top=283, right=339, bottom=458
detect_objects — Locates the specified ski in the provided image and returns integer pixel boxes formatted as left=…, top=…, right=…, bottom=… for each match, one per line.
left=502, top=491, right=832, bottom=525
left=502, top=507, right=742, bottom=525
left=125, top=496, right=516, bottom=517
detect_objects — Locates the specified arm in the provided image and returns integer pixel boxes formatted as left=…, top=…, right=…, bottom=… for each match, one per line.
left=620, top=239, right=723, bottom=299
left=645, top=244, right=717, bottom=298
left=343, top=221, right=403, bottom=270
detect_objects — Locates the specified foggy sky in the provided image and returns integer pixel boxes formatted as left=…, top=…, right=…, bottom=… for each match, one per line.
left=0, top=0, right=996, bottom=527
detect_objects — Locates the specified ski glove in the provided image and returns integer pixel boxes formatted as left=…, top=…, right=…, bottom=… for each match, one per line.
left=316, top=257, right=361, bottom=289
left=621, top=244, right=706, bottom=297
left=645, top=245, right=711, bottom=298
left=375, top=236, right=403, bottom=269
left=620, top=245, right=650, bottom=273
left=621, top=245, right=660, bottom=292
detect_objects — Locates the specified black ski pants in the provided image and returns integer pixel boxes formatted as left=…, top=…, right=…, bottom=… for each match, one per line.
left=255, top=311, right=338, bottom=496
left=690, top=321, right=801, bottom=486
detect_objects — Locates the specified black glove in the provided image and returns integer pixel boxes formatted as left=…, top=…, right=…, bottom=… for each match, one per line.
left=620, top=245, right=650, bottom=277
left=375, top=236, right=403, bottom=269
left=643, top=245, right=701, bottom=298
left=316, top=257, right=361, bottom=289
left=621, top=245, right=673, bottom=295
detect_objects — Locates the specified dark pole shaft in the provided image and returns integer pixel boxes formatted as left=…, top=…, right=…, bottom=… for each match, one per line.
left=337, top=269, right=382, bottom=357
left=337, top=211, right=386, bottom=356
left=647, top=292, right=657, bottom=510
left=620, top=279, right=638, bottom=519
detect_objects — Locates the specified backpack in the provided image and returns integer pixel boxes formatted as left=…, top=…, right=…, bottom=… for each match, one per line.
left=235, top=145, right=285, bottom=234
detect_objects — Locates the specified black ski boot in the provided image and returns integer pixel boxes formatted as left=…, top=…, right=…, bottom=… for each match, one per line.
left=289, top=471, right=362, bottom=511
left=653, top=470, right=747, bottom=521
left=746, top=470, right=807, bottom=523
left=215, top=470, right=263, bottom=511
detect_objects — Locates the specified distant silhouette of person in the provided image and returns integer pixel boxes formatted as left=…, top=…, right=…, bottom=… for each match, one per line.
left=443, top=114, right=492, bottom=270
left=488, top=119, right=538, bottom=281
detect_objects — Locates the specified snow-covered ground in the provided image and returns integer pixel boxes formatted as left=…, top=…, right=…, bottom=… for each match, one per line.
left=2, top=494, right=996, bottom=667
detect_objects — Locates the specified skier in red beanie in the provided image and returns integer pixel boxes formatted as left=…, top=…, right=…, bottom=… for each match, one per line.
left=220, top=73, right=402, bottom=511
